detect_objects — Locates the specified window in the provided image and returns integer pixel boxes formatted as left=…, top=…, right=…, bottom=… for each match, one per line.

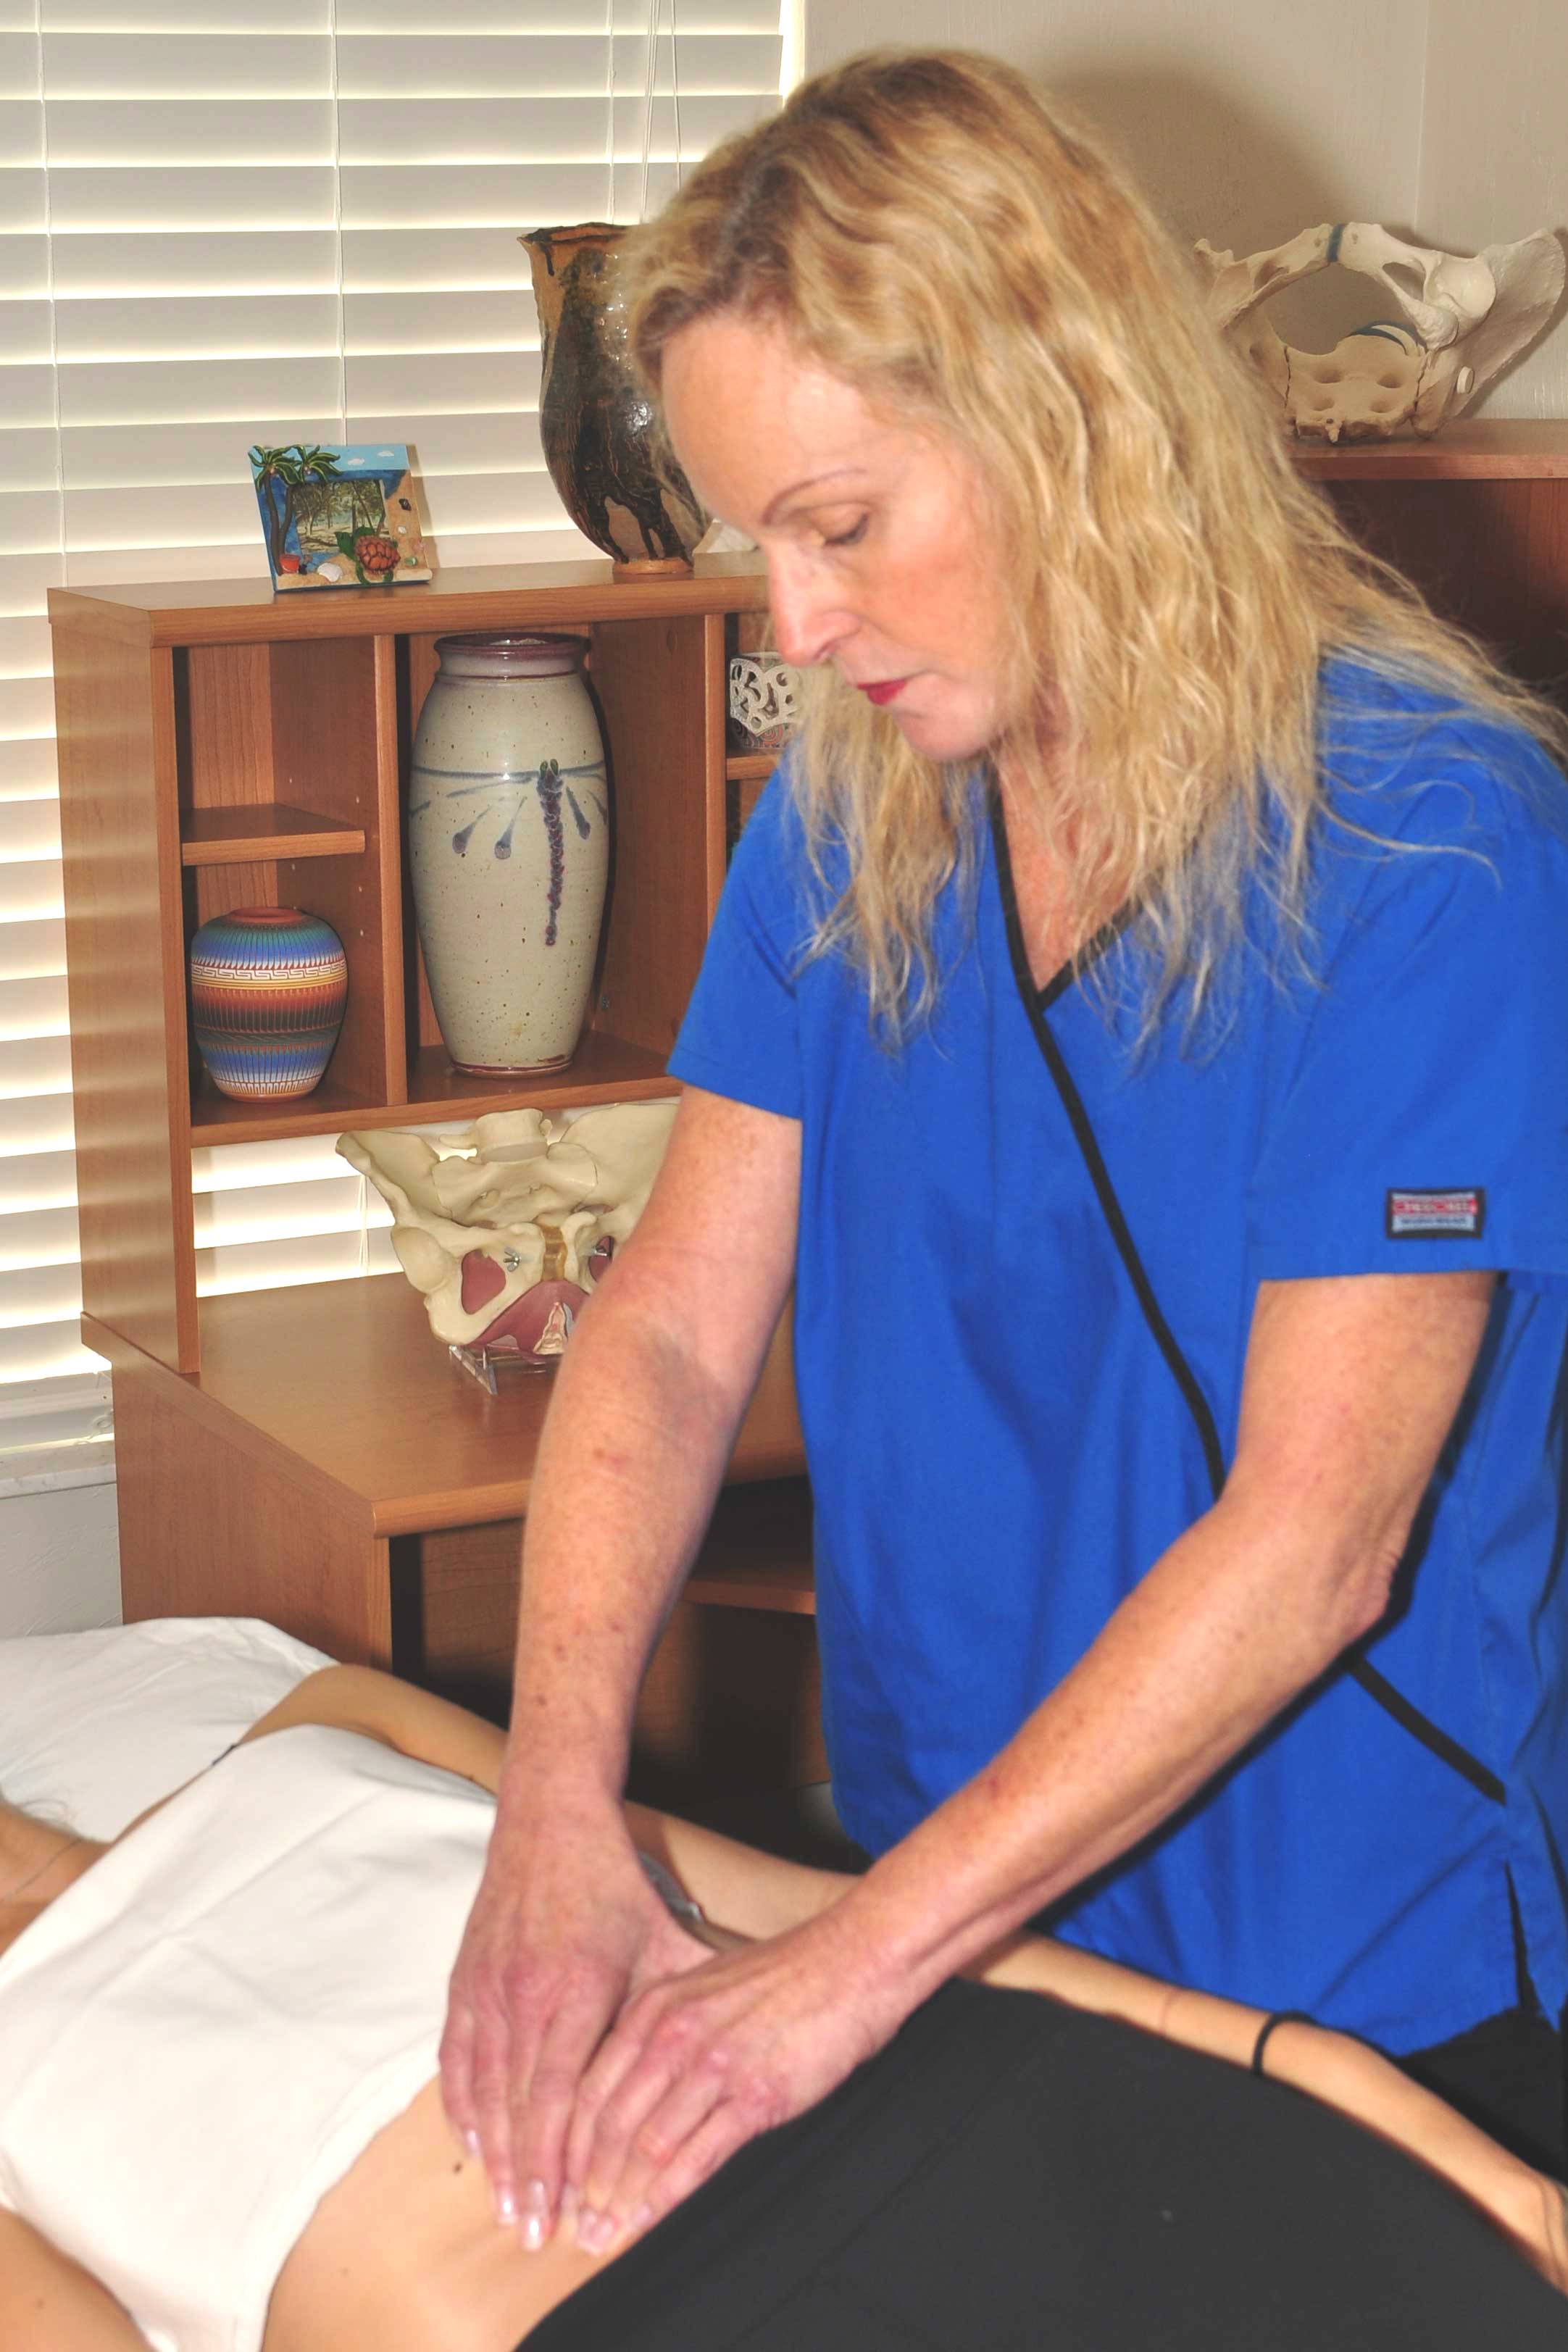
left=0, top=0, right=788, bottom=1426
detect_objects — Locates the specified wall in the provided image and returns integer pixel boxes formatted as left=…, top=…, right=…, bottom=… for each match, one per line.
left=1419, top=0, right=1568, bottom=414
left=806, top=0, right=1567, bottom=407
left=0, top=1382, right=119, bottom=1636
left=0, top=1475, right=120, bottom=1638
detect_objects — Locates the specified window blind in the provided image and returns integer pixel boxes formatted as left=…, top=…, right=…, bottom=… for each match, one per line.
left=0, top=0, right=786, bottom=1411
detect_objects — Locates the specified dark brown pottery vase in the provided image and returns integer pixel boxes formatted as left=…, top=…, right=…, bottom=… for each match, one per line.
left=520, top=222, right=707, bottom=577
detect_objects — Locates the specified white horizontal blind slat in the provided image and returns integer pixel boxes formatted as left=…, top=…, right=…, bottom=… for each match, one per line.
left=0, top=1035, right=74, bottom=1102
left=0, top=975, right=70, bottom=1040
left=0, top=860, right=63, bottom=927
left=0, top=1261, right=81, bottom=1328
left=0, top=1147, right=77, bottom=1214
left=0, top=1322, right=105, bottom=1386
left=0, top=614, right=52, bottom=671
left=0, top=1204, right=80, bottom=1274
left=0, top=919, right=67, bottom=985
left=0, top=0, right=788, bottom=1404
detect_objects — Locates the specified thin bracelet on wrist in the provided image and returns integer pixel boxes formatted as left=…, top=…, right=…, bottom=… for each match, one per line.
left=1251, top=2008, right=1315, bottom=2076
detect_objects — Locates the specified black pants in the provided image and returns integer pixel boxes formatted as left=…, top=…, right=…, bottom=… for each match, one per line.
left=1400, top=2001, right=1567, bottom=2180
left=524, top=1979, right=1567, bottom=2351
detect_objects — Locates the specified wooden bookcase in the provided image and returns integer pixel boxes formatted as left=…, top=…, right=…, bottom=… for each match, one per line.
left=49, top=556, right=824, bottom=1801
left=49, top=422, right=1568, bottom=1798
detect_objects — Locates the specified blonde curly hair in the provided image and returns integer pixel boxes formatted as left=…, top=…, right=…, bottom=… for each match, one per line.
left=627, top=49, right=1566, bottom=1038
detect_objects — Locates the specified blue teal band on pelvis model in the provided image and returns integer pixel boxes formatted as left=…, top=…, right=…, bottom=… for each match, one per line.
left=1348, top=324, right=1416, bottom=350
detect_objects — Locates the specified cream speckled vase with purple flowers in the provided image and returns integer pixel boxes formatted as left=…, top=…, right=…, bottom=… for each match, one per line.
left=408, top=633, right=609, bottom=1074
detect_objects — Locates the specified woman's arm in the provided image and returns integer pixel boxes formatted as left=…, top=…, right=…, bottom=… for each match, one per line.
left=567, top=1267, right=1498, bottom=2243
left=373, top=1083, right=801, bottom=2238
left=0, top=2213, right=149, bottom=2351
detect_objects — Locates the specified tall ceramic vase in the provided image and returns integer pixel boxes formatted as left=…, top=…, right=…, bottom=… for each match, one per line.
left=519, top=223, right=706, bottom=575
left=409, top=634, right=610, bottom=1075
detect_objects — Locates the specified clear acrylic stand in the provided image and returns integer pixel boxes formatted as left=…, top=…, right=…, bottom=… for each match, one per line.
left=449, top=1342, right=555, bottom=1397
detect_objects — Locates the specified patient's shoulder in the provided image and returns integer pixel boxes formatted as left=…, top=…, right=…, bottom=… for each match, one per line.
left=239, top=1665, right=506, bottom=1794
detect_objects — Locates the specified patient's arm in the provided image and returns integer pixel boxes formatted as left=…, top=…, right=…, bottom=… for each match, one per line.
left=646, top=1823, right=1568, bottom=2294
left=977, top=1936, right=1568, bottom=2293
left=238, top=1664, right=509, bottom=1788
left=0, top=2211, right=149, bottom=2350
left=236, top=1669, right=1568, bottom=2289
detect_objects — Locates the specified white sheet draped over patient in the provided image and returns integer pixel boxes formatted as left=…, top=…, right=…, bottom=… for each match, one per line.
left=0, top=1725, right=496, bottom=2352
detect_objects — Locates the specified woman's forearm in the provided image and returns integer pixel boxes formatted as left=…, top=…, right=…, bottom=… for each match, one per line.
left=820, top=1488, right=1384, bottom=2015
left=499, top=1275, right=745, bottom=1816
left=816, top=1272, right=1497, bottom=2021
left=495, top=1088, right=801, bottom=1828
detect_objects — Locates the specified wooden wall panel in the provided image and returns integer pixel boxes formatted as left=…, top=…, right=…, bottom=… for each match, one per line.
left=588, top=614, right=710, bottom=1059
left=702, top=611, right=729, bottom=919
left=107, top=1341, right=392, bottom=1663
left=413, top=1516, right=826, bottom=1798
left=1327, top=479, right=1568, bottom=698
left=272, top=635, right=399, bottom=1105
left=54, top=627, right=197, bottom=1373
left=182, top=644, right=281, bottom=925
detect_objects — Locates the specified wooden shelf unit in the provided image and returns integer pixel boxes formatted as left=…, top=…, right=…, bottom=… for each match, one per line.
left=51, top=559, right=770, bottom=1383
left=51, top=557, right=833, bottom=1779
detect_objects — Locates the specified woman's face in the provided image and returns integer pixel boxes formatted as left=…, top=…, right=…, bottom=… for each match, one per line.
left=661, top=314, right=1018, bottom=764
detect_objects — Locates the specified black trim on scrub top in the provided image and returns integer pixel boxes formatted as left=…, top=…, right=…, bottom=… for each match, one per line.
left=988, top=797, right=1506, bottom=1810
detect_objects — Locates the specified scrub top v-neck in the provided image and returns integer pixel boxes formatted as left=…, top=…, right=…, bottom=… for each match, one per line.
left=667, top=662, right=1568, bottom=2053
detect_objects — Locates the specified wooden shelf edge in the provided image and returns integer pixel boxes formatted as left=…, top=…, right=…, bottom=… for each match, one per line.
left=685, top=1566, right=816, bottom=1614
left=402, top=1030, right=675, bottom=1120
left=725, top=750, right=787, bottom=781
left=50, top=557, right=771, bottom=649
left=181, top=803, right=367, bottom=866
left=86, top=1313, right=380, bottom=1533
left=189, top=1033, right=680, bottom=1146
left=1294, top=419, right=1568, bottom=482
left=183, top=1279, right=804, bottom=1536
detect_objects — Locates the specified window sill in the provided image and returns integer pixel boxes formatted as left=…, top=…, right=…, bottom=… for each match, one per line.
left=0, top=1374, right=115, bottom=1501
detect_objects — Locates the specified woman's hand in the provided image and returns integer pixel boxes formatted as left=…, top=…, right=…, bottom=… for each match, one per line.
left=560, top=1903, right=914, bottom=2252
left=439, top=1810, right=710, bottom=2245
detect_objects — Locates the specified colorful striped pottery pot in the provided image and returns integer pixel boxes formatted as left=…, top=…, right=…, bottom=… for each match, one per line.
left=408, top=633, right=610, bottom=1075
left=188, top=906, right=349, bottom=1101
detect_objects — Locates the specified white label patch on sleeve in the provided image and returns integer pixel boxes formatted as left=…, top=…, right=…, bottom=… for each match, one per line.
left=1385, top=1187, right=1485, bottom=1239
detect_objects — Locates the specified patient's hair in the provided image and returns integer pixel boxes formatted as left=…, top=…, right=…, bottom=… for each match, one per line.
left=627, top=47, right=1568, bottom=1039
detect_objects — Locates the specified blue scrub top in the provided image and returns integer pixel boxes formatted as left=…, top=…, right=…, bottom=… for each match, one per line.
left=669, top=661, right=1568, bottom=2052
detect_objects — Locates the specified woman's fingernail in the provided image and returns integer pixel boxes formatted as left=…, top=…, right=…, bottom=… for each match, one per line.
left=518, top=2180, right=549, bottom=2251
left=577, top=2207, right=620, bottom=2253
left=496, top=2185, right=518, bottom=2227
left=559, top=2182, right=580, bottom=2223
left=629, top=2203, right=654, bottom=2235
left=462, top=2130, right=482, bottom=2160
